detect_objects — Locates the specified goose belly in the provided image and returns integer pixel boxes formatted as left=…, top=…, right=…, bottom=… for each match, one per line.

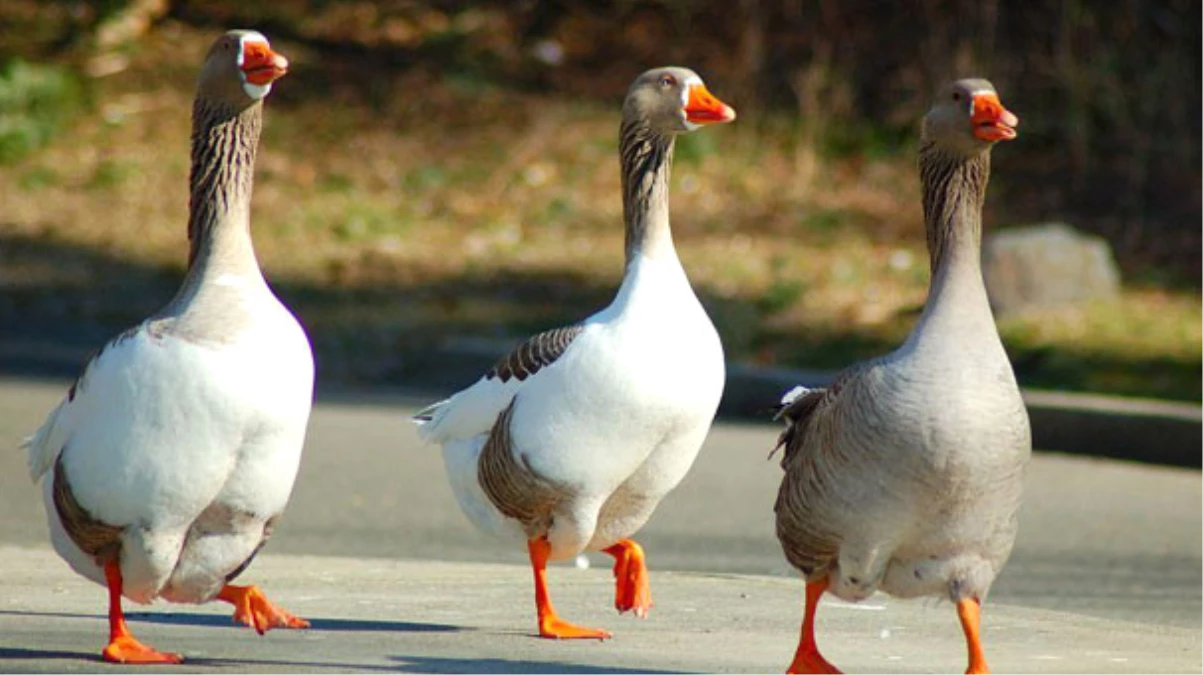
left=512, top=318, right=724, bottom=521
left=51, top=324, right=313, bottom=603
left=878, top=504, right=1022, bottom=602
left=441, top=436, right=527, bottom=543
left=814, top=373, right=1027, bottom=603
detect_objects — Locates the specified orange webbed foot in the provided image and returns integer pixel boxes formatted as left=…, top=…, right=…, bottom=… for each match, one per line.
left=785, top=578, right=841, bottom=673
left=528, top=537, right=611, bottom=640
left=786, top=648, right=842, bottom=674
left=102, top=635, right=184, bottom=665
left=101, top=560, right=184, bottom=664
left=603, top=540, right=652, bottom=618
left=217, top=584, right=309, bottom=635
left=538, top=614, right=613, bottom=640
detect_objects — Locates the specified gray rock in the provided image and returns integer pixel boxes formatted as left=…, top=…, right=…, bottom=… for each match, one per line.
left=982, top=223, right=1122, bottom=316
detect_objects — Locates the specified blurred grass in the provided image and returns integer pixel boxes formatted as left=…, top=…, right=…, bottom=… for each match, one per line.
left=0, top=59, right=85, bottom=163
left=0, top=19, right=1198, bottom=402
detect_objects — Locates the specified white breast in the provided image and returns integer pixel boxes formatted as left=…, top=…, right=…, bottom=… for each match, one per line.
left=512, top=255, right=724, bottom=497
left=31, top=296, right=313, bottom=600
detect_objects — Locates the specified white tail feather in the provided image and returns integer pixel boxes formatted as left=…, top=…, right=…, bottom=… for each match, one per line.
left=23, top=397, right=69, bottom=482
left=411, top=376, right=522, bottom=446
left=412, top=398, right=451, bottom=444
left=779, top=385, right=811, bottom=407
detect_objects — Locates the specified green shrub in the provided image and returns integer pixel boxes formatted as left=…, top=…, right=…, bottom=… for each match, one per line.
left=0, top=59, right=84, bottom=164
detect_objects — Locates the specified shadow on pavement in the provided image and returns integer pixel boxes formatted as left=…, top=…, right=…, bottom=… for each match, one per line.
left=0, top=609, right=463, bottom=634
left=0, top=646, right=416, bottom=672
left=127, top=611, right=464, bottom=634
left=0, top=610, right=100, bottom=623
left=0, top=647, right=93, bottom=662
left=388, top=654, right=683, bottom=674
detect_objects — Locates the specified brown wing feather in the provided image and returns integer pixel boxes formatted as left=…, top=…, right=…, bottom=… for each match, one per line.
left=487, top=325, right=583, bottom=383
left=52, top=454, right=123, bottom=566
left=772, top=371, right=858, bottom=578
left=477, top=399, right=571, bottom=538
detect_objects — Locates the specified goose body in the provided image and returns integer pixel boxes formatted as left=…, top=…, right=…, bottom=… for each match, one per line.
left=417, top=66, right=735, bottom=639
left=426, top=252, right=724, bottom=552
left=33, top=294, right=312, bottom=603
left=773, top=80, right=1029, bottom=674
left=775, top=320, right=1027, bottom=603
left=23, top=30, right=312, bottom=663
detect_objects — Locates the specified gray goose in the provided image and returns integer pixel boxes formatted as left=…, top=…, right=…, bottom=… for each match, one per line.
left=22, top=30, right=313, bottom=664
left=771, top=79, right=1029, bottom=674
left=415, top=66, right=735, bottom=639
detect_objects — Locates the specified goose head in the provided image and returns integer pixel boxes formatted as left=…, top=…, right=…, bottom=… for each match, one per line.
left=197, top=30, right=289, bottom=109
left=922, top=78, right=1018, bottom=157
left=623, top=67, right=736, bottom=134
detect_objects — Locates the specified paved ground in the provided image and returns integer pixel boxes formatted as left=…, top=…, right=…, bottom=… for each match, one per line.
left=3, top=547, right=1199, bottom=674
left=0, top=376, right=1199, bottom=672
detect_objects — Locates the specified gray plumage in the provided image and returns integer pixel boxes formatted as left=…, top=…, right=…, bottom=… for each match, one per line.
left=774, top=78, right=1031, bottom=607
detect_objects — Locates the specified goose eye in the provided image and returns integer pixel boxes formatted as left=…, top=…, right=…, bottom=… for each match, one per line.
left=952, top=91, right=961, bottom=102
left=660, top=75, right=676, bottom=88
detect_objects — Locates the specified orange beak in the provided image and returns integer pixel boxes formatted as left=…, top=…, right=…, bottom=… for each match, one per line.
left=685, top=84, right=736, bottom=125
left=242, top=41, right=289, bottom=86
left=971, top=92, right=1018, bottom=142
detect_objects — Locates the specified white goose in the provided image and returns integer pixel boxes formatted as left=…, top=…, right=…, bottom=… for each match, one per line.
left=23, top=30, right=313, bottom=664
left=415, top=67, right=735, bottom=639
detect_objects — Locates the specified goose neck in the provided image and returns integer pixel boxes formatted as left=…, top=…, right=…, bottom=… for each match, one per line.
left=913, top=143, right=996, bottom=334
left=185, top=98, right=263, bottom=280
left=620, top=118, right=677, bottom=267
left=919, top=143, right=990, bottom=277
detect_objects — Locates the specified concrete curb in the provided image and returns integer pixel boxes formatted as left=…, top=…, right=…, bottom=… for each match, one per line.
left=1019, top=389, right=1201, bottom=467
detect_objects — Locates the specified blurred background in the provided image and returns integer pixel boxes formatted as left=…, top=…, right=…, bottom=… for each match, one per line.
left=0, top=0, right=1198, bottom=403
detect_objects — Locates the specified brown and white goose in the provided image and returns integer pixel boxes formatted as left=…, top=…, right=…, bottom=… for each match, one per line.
left=415, top=67, right=735, bottom=640
left=22, top=30, right=313, bottom=664
left=771, top=79, right=1030, bottom=674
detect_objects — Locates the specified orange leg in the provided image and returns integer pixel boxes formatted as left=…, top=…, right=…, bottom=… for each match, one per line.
left=216, top=584, right=309, bottom=635
left=528, top=537, right=611, bottom=640
left=957, top=597, right=990, bottom=674
left=785, top=578, right=841, bottom=674
left=603, top=539, right=652, bottom=618
left=100, top=561, right=183, bottom=664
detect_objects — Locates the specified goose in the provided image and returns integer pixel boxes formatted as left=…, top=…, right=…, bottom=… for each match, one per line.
left=771, top=79, right=1030, bottom=674
left=414, top=66, right=735, bottom=640
left=22, top=30, right=313, bottom=664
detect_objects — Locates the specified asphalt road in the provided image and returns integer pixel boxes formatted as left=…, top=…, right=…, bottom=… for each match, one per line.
left=0, top=376, right=1199, bottom=672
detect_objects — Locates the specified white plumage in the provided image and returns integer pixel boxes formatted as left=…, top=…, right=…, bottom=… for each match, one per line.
left=22, top=29, right=310, bottom=664
left=26, top=302, right=312, bottom=604
left=419, top=255, right=725, bottom=556
left=414, top=66, right=735, bottom=639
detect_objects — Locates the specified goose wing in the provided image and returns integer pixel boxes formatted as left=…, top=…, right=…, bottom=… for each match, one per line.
left=414, top=324, right=585, bottom=444
left=771, top=368, right=861, bottom=576
left=23, top=326, right=144, bottom=482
